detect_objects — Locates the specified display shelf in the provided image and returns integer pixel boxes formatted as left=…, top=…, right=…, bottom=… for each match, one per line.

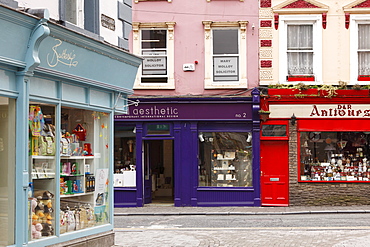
left=60, top=192, right=94, bottom=198
left=214, top=167, right=236, bottom=171
left=212, top=153, right=239, bottom=186
left=60, top=156, right=95, bottom=196
left=30, top=156, right=56, bottom=184
left=31, top=155, right=56, bottom=160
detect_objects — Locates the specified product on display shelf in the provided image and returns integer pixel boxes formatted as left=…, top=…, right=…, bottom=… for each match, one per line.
left=30, top=190, right=54, bottom=239
left=60, top=203, right=95, bottom=233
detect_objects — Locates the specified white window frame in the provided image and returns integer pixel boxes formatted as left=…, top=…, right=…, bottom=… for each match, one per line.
left=350, top=15, right=370, bottom=85
left=279, top=15, right=322, bottom=84
left=132, top=22, right=175, bottom=89
left=203, top=21, right=248, bottom=89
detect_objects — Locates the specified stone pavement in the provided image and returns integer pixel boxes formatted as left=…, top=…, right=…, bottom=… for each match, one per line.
left=114, top=204, right=370, bottom=216
left=114, top=205, right=370, bottom=247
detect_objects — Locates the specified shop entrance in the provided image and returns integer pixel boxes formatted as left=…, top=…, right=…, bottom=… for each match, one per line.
left=143, top=140, right=174, bottom=204
left=260, top=122, right=289, bottom=206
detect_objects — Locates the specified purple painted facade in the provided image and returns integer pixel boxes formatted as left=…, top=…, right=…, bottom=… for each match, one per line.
left=115, top=101, right=253, bottom=121
left=114, top=0, right=261, bottom=207
left=114, top=90, right=261, bottom=207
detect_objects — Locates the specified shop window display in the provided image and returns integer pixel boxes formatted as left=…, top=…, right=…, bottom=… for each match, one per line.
left=28, top=104, right=111, bottom=240
left=113, top=126, right=136, bottom=187
left=199, top=132, right=253, bottom=187
left=300, top=131, right=370, bottom=181
left=29, top=104, right=56, bottom=240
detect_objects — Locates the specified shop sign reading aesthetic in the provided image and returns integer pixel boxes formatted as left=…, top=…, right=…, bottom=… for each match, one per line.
left=270, top=104, right=370, bottom=118
left=115, top=102, right=252, bottom=120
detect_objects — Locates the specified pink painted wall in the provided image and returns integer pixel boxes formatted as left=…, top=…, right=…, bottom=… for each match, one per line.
left=131, top=0, right=259, bottom=97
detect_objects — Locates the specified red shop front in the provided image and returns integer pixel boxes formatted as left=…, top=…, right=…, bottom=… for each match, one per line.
left=261, top=88, right=370, bottom=206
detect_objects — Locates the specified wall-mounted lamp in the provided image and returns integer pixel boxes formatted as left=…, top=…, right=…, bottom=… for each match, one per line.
left=246, top=132, right=252, bottom=142
left=290, top=113, right=297, bottom=126
left=252, top=23, right=255, bottom=35
left=198, top=133, right=204, bottom=142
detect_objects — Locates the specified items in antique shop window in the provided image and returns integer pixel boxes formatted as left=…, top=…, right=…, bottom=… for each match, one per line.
left=300, top=131, right=370, bottom=181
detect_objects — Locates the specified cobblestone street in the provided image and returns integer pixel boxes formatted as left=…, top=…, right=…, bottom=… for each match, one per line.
left=114, top=228, right=370, bottom=247
left=114, top=205, right=370, bottom=247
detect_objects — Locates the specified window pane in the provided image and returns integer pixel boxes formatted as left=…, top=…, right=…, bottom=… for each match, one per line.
left=358, top=24, right=370, bottom=75
left=199, top=132, right=253, bottom=187
left=213, top=29, right=238, bottom=54
left=141, top=30, right=166, bottom=49
left=29, top=103, right=56, bottom=241
left=300, top=131, right=370, bottom=182
left=287, top=25, right=313, bottom=75
left=262, top=125, right=287, bottom=137
left=0, top=97, right=15, bottom=245
left=141, top=30, right=168, bottom=80
left=287, top=25, right=313, bottom=50
left=358, top=52, right=370, bottom=75
left=358, top=24, right=370, bottom=50
left=288, top=52, right=313, bottom=74
left=114, top=126, right=136, bottom=187
left=65, top=0, right=78, bottom=24
left=60, top=108, right=111, bottom=233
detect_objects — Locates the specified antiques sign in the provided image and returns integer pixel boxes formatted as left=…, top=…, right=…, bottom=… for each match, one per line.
left=101, top=14, right=115, bottom=31
left=270, top=104, right=370, bottom=118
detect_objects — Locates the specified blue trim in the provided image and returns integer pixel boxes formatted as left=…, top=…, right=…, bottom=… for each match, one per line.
left=15, top=74, right=29, bottom=246
left=197, top=187, right=255, bottom=192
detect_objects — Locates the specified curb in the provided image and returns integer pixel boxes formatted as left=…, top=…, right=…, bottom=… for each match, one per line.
left=114, top=210, right=370, bottom=216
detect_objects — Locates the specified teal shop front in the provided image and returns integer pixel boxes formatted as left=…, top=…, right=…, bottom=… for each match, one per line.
left=0, top=6, right=141, bottom=247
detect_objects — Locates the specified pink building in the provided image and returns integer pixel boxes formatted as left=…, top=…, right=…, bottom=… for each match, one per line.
left=114, top=0, right=262, bottom=207
left=130, top=0, right=259, bottom=95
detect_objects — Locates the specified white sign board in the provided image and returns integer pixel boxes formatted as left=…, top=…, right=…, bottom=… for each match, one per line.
left=270, top=104, right=370, bottom=118
left=214, top=57, right=238, bottom=76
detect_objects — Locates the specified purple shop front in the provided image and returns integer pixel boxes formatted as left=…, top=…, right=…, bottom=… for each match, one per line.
left=114, top=90, right=261, bottom=207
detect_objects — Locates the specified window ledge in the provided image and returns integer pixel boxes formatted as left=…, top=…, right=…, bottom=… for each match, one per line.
left=204, top=79, right=248, bottom=89
left=287, top=75, right=315, bottom=82
left=207, top=0, right=244, bottom=2
left=358, top=75, right=370, bottom=81
left=135, top=0, right=172, bottom=3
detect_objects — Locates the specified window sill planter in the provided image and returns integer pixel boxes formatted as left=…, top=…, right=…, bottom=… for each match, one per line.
left=287, top=75, right=315, bottom=81
left=268, top=88, right=369, bottom=97
left=358, top=75, right=370, bottom=81
left=259, top=110, right=270, bottom=122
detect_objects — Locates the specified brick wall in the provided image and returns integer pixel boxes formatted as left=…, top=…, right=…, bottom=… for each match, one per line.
left=288, top=123, right=370, bottom=206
